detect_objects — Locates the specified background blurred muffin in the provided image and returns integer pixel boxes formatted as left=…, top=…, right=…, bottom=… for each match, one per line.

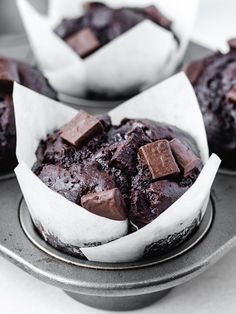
left=185, top=39, right=236, bottom=169
left=0, top=57, right=57, bottom=172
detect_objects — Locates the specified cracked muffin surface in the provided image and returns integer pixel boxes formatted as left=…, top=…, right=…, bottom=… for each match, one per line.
left=34, top=111, right=202, bottom=230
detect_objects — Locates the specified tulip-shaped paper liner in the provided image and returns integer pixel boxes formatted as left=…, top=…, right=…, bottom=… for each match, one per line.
left=17, top=0, right=199, bottom=98
left=14, top=73, right=221, bottom=263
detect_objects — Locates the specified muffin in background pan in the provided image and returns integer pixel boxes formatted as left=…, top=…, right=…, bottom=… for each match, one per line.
left=185, top=39, right=236, bottom=170
left=18, top=0, right=198, bottom=99
left=0, top=57, right=57, bottom=173
left=54, top=2, right=177, bottom=59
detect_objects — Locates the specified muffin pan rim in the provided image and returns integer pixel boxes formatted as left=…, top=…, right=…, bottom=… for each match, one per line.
left=218, top=168, right=236, bottom=176
left=0, top=171, right=15, bottom=181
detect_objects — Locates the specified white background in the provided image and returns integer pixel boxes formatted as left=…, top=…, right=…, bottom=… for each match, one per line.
left=1, top=0, right=236, bottom=313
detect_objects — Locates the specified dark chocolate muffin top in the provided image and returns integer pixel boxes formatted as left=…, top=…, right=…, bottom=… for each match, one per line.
left=185, top=40, right=236, bottom=169
left=54, top=2, right=175, bottom=59
left=0, top=57, right=57, bottom=172
left=34, top=110, right=202, bottom=231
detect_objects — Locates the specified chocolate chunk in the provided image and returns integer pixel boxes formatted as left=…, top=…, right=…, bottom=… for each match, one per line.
left=148, top=180, right=188, bottom=215
left=228, top=38, right=236, bottom=50
left=226, top=84, right=236, bottom=104
left=138, top=140, right=180, bottom=180
left=144, top=5, right=172, bottom=29
left=185, top=60, right=204, bottom=85
left=60, top=110, right=103, bottom=146
left=65, top=28, right=100, bottom=58
left=170, top=138, right=201, bottom=176
left=0, top=58, right=19, bottom=93
left=111, top=127, right=149, bottom=174
left=81, top=188, right=127, bottom=220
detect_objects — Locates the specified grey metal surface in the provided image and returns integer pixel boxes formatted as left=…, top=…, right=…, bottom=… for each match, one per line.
left=0, top=0, right=47, bottom=36
left=64, top=288, right=172, bottom=311
left=0, top=34, right=31, bottom=62
left=218, top=168, right=236, bottom=176
left=0, top=172, right=15, bottom=181
left=182, top=41, right=213, bottom=65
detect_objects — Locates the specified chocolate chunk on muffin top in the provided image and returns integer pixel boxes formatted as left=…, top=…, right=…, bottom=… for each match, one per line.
left=54, top=2, right=176, bottom=58
left=34, top=110, right=202, bottom=230
left=185, top=40, right=236, bottom=169
left=0, top=57, right=57, bottom=172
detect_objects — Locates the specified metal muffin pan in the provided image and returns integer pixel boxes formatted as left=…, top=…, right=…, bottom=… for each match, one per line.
left=0, top=0, right=47, bottom=36
left=0, top=173, right=236, bottom=311
left=0, top=172, right=15, bottom=181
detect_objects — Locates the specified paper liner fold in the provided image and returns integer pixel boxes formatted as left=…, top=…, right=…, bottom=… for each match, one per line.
left=17, top=0, right=199, bottom=98
left=13, top=73, right=220, bottom=263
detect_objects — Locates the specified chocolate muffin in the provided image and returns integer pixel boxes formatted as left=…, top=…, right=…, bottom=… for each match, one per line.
left=54, top=2, right=176, bottom=59
left=0, top=57, right=57, bottom=173
left=34, top=110, right=202, bottom=230
left=185, top=39, right=236, bottom=169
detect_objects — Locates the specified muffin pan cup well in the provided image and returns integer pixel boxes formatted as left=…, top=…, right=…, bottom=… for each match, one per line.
left=0, top=172, right=15, bottom=181
left=0, top=172, right=235, bottom=311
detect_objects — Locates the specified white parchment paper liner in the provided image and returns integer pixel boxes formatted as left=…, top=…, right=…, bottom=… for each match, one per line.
left=14, top=73, right=220, bottom=262
left=17, top=0, right=199, bottom=98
